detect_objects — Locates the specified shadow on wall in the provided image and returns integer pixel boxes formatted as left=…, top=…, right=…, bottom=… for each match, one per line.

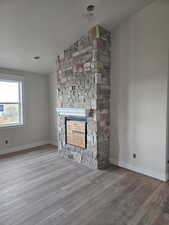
left=110, top=28, right=131, bottom=164
left=167, top=50, right=169, bottom=177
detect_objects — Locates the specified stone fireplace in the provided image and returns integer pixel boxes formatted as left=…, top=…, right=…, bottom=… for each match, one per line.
left=56, top=25, right=111, bottom=169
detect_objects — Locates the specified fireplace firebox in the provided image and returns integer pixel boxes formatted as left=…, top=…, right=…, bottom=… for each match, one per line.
left=65, top=117, right=87, bottom=149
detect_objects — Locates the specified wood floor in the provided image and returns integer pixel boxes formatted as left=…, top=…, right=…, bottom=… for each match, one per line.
left=0, top=145, right=169, bottom=225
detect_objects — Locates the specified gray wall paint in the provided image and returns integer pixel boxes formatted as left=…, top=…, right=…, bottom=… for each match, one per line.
left=0, top=72, right=49, bottom=154
left=110, top=0, right=169, bottom=180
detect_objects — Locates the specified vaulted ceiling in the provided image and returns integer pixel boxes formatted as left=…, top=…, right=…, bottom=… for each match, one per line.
left=0, top=0, right=154, bottom=75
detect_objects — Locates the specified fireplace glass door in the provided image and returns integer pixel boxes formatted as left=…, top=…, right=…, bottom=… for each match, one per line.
left=65, top=117, right=87, bottom=149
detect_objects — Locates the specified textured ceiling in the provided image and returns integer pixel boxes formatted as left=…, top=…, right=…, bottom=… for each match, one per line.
left=0, top=0, right=154, bottom=75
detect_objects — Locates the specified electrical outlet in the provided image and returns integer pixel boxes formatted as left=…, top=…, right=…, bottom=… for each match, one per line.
left=133, top=153, right=136, bottom=159
left=5, top=140, right=9, bottom=145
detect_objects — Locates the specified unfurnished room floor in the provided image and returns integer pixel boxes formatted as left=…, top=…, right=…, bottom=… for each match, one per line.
left=0, top=145, right=169, bottom=225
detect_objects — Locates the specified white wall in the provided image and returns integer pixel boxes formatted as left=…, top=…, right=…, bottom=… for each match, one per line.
left=110, top=0, right=169, bottom=181
left=49, top=71, right=57, bottom=145
left=0, top=70, right=50, bottom=154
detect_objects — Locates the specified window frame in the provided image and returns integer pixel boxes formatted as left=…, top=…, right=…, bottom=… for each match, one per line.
left=0, top=74, right=24, bottom=128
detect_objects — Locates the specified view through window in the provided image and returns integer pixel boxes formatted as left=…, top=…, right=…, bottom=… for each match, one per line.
left=0, top=79, right=23, bottom=127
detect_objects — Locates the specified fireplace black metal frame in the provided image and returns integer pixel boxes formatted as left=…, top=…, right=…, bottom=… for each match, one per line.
left=65, top=116, right=87, bottom=149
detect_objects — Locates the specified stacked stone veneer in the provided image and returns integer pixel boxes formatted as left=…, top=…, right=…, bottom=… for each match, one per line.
left=56, top=25, right=111, bottom=169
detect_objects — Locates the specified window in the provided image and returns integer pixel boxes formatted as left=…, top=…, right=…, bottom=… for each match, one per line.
left=0, top=76, right=23, bottom=127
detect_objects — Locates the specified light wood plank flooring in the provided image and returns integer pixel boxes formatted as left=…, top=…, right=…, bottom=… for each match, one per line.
left=0, top=145, right=169, bottom=225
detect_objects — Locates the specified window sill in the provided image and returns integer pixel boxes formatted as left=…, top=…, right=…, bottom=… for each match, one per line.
left=0, top=124, right=24, bottom=129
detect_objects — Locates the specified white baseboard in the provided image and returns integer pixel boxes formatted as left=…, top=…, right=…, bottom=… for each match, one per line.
left=0, top=140, right=51, bottom=156
left=110, top=158, right=168, bottom=182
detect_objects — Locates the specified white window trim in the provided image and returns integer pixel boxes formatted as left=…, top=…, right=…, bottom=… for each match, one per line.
left=0, top=73, right=24, bottom=128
